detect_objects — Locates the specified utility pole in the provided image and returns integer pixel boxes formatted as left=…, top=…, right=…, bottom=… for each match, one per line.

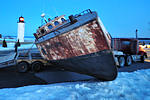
left=136, top=29, right=138, bottom=39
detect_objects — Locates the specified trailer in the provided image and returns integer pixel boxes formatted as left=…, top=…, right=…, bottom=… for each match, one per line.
left=16, top=49, right=52, bottom=73
left=0, top=52, right=16, bottom=68
left=0, top=48, right=51, bottom=72
left=112, top=38, right=147, bottom=67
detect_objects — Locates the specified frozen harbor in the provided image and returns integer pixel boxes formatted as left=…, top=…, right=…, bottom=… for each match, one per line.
left=0, top=36, right=35, bottom=50
left=0, top=69, right=149, bottom=100
left=0, top=42, right=36, bottom=52
left=0, top=37, right=36, bottom=58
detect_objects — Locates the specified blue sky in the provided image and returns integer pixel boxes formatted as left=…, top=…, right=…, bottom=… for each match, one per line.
left=0, top=0, right=150, bottom=38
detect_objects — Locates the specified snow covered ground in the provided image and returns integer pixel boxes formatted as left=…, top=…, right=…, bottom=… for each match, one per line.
left=0, top=69, right=149, bottom=100
left=0, top=36, right=36, bottom=51
left=0, top=43, right=36, bottom=51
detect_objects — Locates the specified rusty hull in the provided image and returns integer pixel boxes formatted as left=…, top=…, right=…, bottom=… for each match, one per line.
left=35, top=18, right=117, bottom=81
left=37, top=20, right=110, bottom=60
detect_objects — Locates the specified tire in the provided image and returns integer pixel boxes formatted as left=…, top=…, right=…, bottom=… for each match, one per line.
left=31, top=62, right=43, bottom=72
left=125, top=56, right=132, bottom=66
left=118, top=56, right=125, bottom=67
left=140, top=55, right=145, bottom=63
left=17, top=62, right=29, bottom=73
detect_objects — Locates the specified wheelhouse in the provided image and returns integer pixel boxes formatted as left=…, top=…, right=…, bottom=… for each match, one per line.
left=35, top=15, right=66, bottom=39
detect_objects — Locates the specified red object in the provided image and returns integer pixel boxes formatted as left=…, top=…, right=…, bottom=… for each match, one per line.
left=19, top=16, right=24, bottom=22
left=112, top=38, right=138, bottom=55
left=37, top=20, right=110, bottom=60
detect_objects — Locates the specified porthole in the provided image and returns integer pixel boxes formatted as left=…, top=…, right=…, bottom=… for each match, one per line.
left=61, top=18, right=65, bottom=23
left=48, top=24, right=53, bottom=29
left=54, top=21, right=59, bottom=26
left=40, top=29, right=45, bottom=34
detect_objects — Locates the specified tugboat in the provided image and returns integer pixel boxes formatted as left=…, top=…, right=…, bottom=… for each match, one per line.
left=34, top=9, right=117, bottom=81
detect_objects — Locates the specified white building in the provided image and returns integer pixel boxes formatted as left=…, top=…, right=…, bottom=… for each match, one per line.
left=17, top=16, right=25, bottom=42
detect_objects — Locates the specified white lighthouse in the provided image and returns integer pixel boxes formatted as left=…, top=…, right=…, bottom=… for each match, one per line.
left=17, top=16, right=25, bottom=42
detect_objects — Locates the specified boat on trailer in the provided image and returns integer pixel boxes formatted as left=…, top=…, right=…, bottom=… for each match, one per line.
left=34, top=9, right=117, bottom=81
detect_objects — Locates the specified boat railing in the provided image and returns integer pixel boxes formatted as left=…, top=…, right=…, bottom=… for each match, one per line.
left=74, top=9, right=92, bottom=18
left=36, top=9, right=93, bottom=39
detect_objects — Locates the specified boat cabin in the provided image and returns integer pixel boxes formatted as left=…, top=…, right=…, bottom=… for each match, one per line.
left=34, top=9, right=94, bottom=40
left=35, top=15, right=66, bottom=39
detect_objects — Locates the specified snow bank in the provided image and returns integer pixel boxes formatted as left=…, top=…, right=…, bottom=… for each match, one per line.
left=0, top=43, right=36, bottom=51
left=0, top=69, right=150, bottom=100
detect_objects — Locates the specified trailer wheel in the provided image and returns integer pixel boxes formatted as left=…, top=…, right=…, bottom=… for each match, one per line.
left=125, top=56, right=132, bottom=66
left=31, top=62, right=43, bottom=72
left=17, top=62, right=29, bottom=73
left=118, top=56, right=125, bottom=67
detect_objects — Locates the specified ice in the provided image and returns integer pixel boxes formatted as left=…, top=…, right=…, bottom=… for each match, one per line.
left=0, top=36, right=36, bottom=51
left=0, top=69, right=149, bottom=100
left=0, top=43, right=36, bottom=51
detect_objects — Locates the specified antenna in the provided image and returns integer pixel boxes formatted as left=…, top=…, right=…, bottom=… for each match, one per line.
left=41, top=13, right=45, bottom=17
left=41, top=13, right=47, bottom=23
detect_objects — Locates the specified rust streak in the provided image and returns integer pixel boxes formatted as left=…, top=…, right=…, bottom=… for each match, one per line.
left=37, top=19, right=110, bottom=60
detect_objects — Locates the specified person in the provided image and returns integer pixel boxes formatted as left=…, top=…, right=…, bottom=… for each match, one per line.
left=17, top=39, right=21, bottom=47
left=0, top=34, right=2, bottom=38
left=14, top=42, right=18, bottom=53
left=142, top=41, right=145, bottom=46
left=2, top=39, right=7, bottom=47
left=14, top=40, right=20, bottom=59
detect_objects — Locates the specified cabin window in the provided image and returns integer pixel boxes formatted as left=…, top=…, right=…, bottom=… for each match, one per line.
left=122, top=41, right=130, bottom=46
left=40, top=29, right=45, bottom=34
left=54, top=21, right=59, bottom=26
left=48, top=24, right=53, bottom=29
left=61, top=18, right=65, bottom=22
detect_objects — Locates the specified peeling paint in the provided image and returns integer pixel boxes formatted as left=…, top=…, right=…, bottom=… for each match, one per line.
left=36, top=19, right=110, bottom=60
